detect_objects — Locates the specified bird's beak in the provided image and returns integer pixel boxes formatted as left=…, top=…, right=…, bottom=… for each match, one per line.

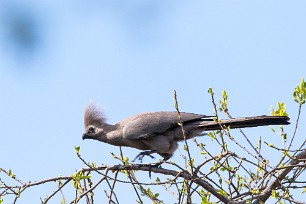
left=82, top=134, right=89, bottom=140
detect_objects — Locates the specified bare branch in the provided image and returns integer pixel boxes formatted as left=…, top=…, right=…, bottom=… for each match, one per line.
left=252, top=149, right=306, bottom=203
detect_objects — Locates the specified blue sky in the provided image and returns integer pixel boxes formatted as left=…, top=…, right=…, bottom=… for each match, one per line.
left=0, top=1, right=306, bottom=203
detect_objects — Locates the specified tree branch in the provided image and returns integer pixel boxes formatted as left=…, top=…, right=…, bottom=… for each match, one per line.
left=252, top=148, right=306, bottom=203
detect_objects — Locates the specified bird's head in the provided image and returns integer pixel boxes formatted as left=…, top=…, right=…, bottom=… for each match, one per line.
left=82, top=101, right=107, bottom=140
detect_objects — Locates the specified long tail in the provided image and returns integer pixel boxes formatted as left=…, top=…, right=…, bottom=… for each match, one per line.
left=198, top=116, right=290, bottom=131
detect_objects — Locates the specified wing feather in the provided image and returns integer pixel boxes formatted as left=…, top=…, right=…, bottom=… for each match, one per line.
left=120, top=112, right=208, bottom=140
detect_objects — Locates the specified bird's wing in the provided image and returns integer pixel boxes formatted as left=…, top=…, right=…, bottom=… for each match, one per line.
left=120, top=112, right=208, bottom=140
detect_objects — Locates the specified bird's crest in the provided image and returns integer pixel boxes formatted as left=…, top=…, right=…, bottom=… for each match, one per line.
left=84, top=101, right=106, bottom=128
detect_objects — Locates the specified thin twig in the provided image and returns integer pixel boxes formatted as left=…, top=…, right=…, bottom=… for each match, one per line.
left=108, top=171, right=119, bottom=204
left=174, top=90, right=195, bottom=174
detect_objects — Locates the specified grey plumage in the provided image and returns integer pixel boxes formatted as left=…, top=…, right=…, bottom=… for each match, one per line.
left=82, top=103, right=290, bottom=161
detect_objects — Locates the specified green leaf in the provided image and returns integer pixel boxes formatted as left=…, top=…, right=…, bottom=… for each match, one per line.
left=293, top=77, right=306, bottom=105
left=188, top=158, right=195, bottom=167
left=71, top=171, right=91, bottom=189
left=271, top=189, right=279, bottom=198
left=199, top=143, right=205, bottom=148
left=144, top=187, right=159, bottom=199
left=270, top=102, right=288, bottom=116
left=222, top=90, right=228, bottom=100
left=217, top=189, right=227, bottom=196
left=201, top=196, right=209, bottom=204
left=123, top=156, right=129, bottom=165
left=219, top=90, right=228, bottom=112
left=208, top=87, right=214, bottom=95
left=250, top=189, right=260, bottom=195
left=8, top=169, right=15, bottom=178
left=75, top=146, right=80, bottom=154
left=210, top=166, right=217, bottom=172
left=269, top=126, right=275, bottom=132
left=208, top=132, right=216, bottom=140
left=302, top=188, right=306, bottom=194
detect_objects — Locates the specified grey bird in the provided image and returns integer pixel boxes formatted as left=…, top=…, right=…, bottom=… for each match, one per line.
left=82, top=102, right=290, bottom=162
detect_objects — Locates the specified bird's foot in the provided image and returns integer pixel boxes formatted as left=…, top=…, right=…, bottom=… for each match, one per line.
left=132, top=150, right=157, bottom=163
left=147, top=161, right=164, bottom=178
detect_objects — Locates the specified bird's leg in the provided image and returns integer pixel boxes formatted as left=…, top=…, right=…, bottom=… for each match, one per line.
left=148, top=161, right=163, bottom=179
left=132, top=150, right=157, bottom=163
left=147, top=154, right=173, bottom=178
left=133, top=151, right=171, bottom=178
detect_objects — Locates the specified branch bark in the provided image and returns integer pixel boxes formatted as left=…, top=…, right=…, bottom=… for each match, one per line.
left=251, top=149, right=306, bottom=203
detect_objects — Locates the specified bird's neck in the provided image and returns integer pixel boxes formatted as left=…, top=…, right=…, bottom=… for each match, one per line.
left=96, top=123, right=125, bottom=146
left=104, top=124, right=126, bottom=146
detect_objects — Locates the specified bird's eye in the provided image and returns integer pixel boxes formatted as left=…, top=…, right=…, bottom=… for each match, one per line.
left=88, top=126, right=95, bottom=133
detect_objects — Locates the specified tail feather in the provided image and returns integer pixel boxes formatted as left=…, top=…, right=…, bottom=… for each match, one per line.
left=198, top=116, right=290, bottom=131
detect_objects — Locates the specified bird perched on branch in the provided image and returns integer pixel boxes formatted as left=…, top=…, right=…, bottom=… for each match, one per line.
left=82, top=102, right=290, bottom=162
